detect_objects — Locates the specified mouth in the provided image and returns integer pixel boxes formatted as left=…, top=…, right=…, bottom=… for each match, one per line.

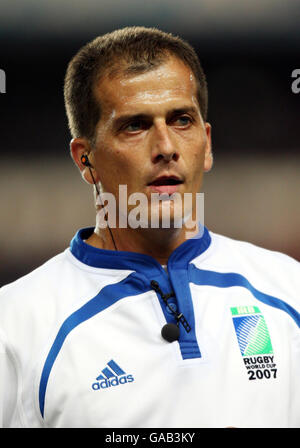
left=147, top=176, right=183, bottom=194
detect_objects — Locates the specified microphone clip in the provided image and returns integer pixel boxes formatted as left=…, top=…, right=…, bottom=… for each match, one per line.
left=150, top=280, right=191, bottom=334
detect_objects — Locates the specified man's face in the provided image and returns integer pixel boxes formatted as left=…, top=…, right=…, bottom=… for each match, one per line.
left=91, top=55, right=212, bottom=228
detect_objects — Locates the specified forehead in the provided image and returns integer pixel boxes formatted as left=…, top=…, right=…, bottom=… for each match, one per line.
left=94, top=56, right=199, bottom=117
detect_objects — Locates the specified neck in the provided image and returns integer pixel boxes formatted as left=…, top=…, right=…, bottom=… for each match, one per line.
left=85, top=220, right=199, bottom=265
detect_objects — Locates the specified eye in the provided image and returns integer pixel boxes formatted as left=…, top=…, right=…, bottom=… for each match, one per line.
left=126, top=121, right=141, bottom=132
left=172, top=115, right=193, bottom=127
left=123, top=120, right=147, bottom=133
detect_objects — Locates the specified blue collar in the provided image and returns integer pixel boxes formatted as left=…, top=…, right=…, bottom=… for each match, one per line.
left=70, top=226, right=211, bottom=273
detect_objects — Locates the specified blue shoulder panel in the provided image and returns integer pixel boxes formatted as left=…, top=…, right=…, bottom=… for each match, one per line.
left=39, top=273, right=147, bottom=418
left=189, top=265, right=300, bottom=327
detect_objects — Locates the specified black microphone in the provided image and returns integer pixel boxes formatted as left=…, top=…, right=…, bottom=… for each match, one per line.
left=161, top=322, right=180, bottom=343
left=150, top=280, right=191, bottom=343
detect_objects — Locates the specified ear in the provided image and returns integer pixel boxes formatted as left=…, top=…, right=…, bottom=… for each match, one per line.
left=203, top=122, right=213, bottom=173
left=70, top=137, right=100, bottom=185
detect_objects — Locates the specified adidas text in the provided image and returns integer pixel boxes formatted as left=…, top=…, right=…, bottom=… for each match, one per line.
left=92, top=374, right=134, bottom=390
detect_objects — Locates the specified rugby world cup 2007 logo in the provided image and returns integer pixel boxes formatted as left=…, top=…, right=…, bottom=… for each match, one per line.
left=231, top=306, right=277, bottom=381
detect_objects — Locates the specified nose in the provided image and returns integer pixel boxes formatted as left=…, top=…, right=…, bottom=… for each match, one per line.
left=151, top=121, right=179, bottom=164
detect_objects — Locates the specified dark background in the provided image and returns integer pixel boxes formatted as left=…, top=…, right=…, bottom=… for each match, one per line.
left=1, top=0, right=300, bottom=286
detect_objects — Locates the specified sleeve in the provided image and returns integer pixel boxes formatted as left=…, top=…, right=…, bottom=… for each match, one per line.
left=0, top=334, right=18, bottom=427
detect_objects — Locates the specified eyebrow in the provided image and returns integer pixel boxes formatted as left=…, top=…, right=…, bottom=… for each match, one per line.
left=112, top=106, right=199, bottom=131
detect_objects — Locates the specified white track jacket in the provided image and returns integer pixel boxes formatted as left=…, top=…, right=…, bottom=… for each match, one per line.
left=0, top=227, right=300, bottom=428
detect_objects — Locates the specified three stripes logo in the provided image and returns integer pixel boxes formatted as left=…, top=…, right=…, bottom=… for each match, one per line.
left=92, top=359, right=134, bottom=390
left=231, top=306, right=277, bottom=381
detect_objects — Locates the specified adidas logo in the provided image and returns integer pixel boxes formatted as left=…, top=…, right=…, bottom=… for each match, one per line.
left=92, top=359, right=134, bottom=391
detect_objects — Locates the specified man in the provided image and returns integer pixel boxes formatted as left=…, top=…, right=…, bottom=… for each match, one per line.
left=1, top=26, right=300, bottom=428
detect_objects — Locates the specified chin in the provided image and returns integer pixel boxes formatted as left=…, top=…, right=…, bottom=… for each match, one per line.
left=147, top=200, right=188, bottom=230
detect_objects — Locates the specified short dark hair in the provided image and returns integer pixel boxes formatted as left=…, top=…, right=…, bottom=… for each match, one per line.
left=64, top=26, right=208, bottom=142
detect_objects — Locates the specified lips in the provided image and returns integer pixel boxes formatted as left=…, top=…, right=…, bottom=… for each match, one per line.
left=149, top=176, right=183, bottom=186
left=147, top=175, right=183, bottom=195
